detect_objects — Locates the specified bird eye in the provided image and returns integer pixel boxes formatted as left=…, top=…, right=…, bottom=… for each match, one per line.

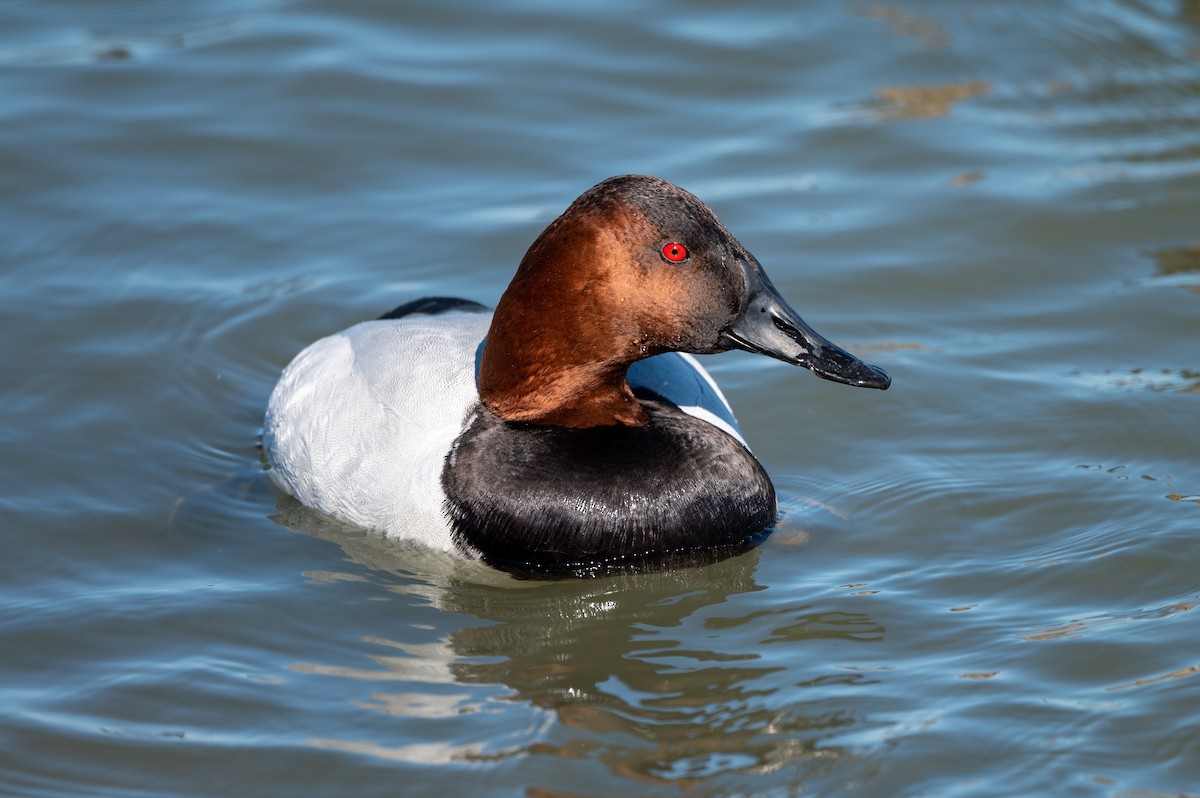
left=661, top=242, right=689, bottom=263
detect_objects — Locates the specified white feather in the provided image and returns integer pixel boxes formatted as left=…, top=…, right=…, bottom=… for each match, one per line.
left=264, top=311, right=490, bottom=549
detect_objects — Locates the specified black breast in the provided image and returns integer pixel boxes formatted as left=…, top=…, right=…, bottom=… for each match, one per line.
left=441, top=399, right=777, bottom=576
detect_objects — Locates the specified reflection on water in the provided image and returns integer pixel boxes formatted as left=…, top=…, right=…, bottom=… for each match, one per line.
left=1070, top=367, right=1200, bottom=393
left=0, top=8, right=258, bottom=65
left=1024, top=593, right=1200, bottom=641
left=1109, top=663, right=1200, bottom=692
left=1148, top=243, right=1200, bottom=276
left=279, top=504, right=886, bottom=787
left=855, top=4, right=950, bottom=49
left=868, top=81, right=992, bottom=121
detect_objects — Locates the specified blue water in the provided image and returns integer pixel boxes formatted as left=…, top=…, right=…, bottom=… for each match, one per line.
left=3, top=1, right=1199, bottom=796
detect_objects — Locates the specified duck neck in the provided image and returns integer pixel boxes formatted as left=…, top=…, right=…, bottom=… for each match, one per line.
left=477, top=220, right=650, bottom=429
left=477, top=299, right=649, bottom=429
left=479, top=350, right=648, bottom=428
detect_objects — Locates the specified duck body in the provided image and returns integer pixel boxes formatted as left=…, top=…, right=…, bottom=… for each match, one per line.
left=264, top=176, right=890, bottom=576
left=265, top=301, right=773, bottom=572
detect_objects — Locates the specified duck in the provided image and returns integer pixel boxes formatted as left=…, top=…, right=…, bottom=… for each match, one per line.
left=264, top=175, right=890, bottom=576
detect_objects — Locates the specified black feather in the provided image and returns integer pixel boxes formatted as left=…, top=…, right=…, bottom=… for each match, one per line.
left=442, top=399, right=776, bottom=577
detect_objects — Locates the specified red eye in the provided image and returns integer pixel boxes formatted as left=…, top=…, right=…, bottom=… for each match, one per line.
left=661, top=242, right=688, bottom=263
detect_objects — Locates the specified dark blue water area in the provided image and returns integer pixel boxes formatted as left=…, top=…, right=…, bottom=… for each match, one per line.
left=3, top=1, right=1200, bottom=796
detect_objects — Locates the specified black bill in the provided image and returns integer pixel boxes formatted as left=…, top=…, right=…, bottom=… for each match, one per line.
left=720, top=257, right=891, bottom=390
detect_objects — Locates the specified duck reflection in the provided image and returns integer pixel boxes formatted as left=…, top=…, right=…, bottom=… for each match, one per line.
left=273, top=499, right=886, bottom=789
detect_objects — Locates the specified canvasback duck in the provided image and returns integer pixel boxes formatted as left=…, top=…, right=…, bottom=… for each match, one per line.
left=264, top=175, right=889, bottom=576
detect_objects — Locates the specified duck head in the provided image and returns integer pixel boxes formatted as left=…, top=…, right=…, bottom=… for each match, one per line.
left=479, top=175, right=890, bottom=428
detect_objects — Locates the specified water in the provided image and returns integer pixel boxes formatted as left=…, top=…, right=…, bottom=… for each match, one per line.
left=3, top=1, right=1199, bottom=795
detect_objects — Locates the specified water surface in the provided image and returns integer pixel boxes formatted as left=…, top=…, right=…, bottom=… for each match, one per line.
left=3, top=1, right=1199, bottom=796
